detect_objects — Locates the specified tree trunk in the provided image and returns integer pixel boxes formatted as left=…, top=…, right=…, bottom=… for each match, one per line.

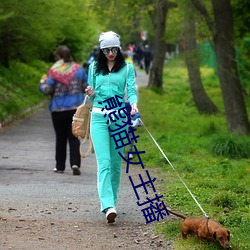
left=212, top=0, right=250, bottom=134
left=191, top=0, right=250, bottom=134
left=147, top=0, right=168, bottom=89
left=184, top=4, right=218, bottom=114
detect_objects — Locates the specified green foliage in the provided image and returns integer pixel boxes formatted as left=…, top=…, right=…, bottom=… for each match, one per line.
left=233, top=0, right=250, bottom=101
left=236, top=37, right=250, bottom=95
left=0, top=60, right=49, bottom=122
left=92, top=0, right=156, bottom=46
left=0, top=0, right=100, bottom=66
left=165, top=0, right=212, bottom=44
left=232, top=0, right=250, bottom=39
left=136, top=58, right=250, bottom=249
left=210, top=192, right=238, bottom=209
left=165, top=2, right=184, bottom=44
left=210, top=134, right=250, bottom=159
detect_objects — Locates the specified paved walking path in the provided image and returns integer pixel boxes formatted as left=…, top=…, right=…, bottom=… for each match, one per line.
left=0, top=68, right=149, bottom=221
left=0, top=71, right=173, bottom=249
left=0, top=101, right=145, bottom=223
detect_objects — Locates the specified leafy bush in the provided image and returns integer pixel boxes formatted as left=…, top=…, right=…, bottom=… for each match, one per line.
left=210, top=135, right=250, bottom=159
left=210, top=192, right=237, bottom=209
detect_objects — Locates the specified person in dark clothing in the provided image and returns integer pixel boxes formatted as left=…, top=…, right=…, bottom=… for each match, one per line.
left=143, top=44, right=152, bottom=74
left=39, top=45, right=88, bottom=175
left=134, top=45, right=144, bottom=69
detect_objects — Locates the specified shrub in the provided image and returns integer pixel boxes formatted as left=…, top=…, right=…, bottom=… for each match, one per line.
left=210, top=192, right=237, bottom=209
left=210, top=135, right=250, bottom=158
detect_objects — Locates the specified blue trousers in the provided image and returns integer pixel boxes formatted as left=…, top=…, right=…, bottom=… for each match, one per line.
left=90, top=111, right=127, bottom=212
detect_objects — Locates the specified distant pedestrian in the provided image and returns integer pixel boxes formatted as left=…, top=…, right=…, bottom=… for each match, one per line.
left=134, top=45, right=144, bottom=69
left=39, top=45, right=88, bottom=175
left=143, top=44, right=152, bottom=74
left=87, top=46, right=99, bottom=70
left=85, top=31, right=138, bottom=223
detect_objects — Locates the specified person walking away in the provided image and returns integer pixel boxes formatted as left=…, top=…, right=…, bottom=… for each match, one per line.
left=143, top=44, right=152, bottom=74
left=134, top=44, right=144, bottom=69
left=39, top=45, right=88, bottom=175
left=85, top=31, right=138, bottom=223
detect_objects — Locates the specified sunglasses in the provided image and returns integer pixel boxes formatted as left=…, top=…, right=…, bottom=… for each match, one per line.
left=102, top=47, right=119, bottom=55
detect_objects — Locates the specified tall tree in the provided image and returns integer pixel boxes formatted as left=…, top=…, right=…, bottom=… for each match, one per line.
left=148, top=0, right=176, bottom=89
left=184, top=1, right=218, bottom=114
left=191, top=0, right=250, bottom=134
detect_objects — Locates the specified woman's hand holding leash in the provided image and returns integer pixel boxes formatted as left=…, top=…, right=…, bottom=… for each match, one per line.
left=85, top=86, right=95, bottom=97
left=131, top=103, right=138, bottom=115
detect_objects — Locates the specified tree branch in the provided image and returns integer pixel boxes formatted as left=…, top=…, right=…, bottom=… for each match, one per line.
left=190, top=0, right=216, bottom=37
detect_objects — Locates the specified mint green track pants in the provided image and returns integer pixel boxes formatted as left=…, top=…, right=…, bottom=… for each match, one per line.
left=90, top=111, right=127, bottom=212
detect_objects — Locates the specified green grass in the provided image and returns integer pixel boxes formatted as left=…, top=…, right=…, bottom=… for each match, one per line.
left=0, top=60, right=50, bottom=123
left=135, top=58, right=250, bottom=250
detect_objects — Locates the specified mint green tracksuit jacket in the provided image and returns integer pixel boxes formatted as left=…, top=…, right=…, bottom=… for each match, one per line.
left=88, top=62, right=138, bottom=212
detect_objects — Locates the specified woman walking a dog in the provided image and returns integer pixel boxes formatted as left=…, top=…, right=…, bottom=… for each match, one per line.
left=85, top=31, right=138, bottom=223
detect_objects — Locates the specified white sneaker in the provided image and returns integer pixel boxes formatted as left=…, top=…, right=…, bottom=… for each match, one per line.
left=106, top=207, right=117, bottom=223
left=129, top=153, right=133, bottom=159
left=53, top=168, right=64, bottom=173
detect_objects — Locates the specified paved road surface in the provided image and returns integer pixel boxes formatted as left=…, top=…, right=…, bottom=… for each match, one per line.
left=0, top=71, right=174, bottom=249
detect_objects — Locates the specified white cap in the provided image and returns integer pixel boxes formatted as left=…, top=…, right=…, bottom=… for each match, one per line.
left=99, top=31, right=121, bottom=49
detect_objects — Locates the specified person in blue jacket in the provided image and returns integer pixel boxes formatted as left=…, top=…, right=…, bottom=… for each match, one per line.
left=86, top=31, right=138, bottom=223
left=39, top=45, right=88, bottom=176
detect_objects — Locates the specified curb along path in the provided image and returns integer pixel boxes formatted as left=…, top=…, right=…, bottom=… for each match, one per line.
left=0, top=70, right=173, bottom=249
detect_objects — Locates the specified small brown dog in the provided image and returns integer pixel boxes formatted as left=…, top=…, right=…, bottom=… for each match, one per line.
left=167, top=208, right=231, bottom=249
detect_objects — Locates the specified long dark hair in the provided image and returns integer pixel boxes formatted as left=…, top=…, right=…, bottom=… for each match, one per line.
left=95, top=48, right=126, bottom=75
